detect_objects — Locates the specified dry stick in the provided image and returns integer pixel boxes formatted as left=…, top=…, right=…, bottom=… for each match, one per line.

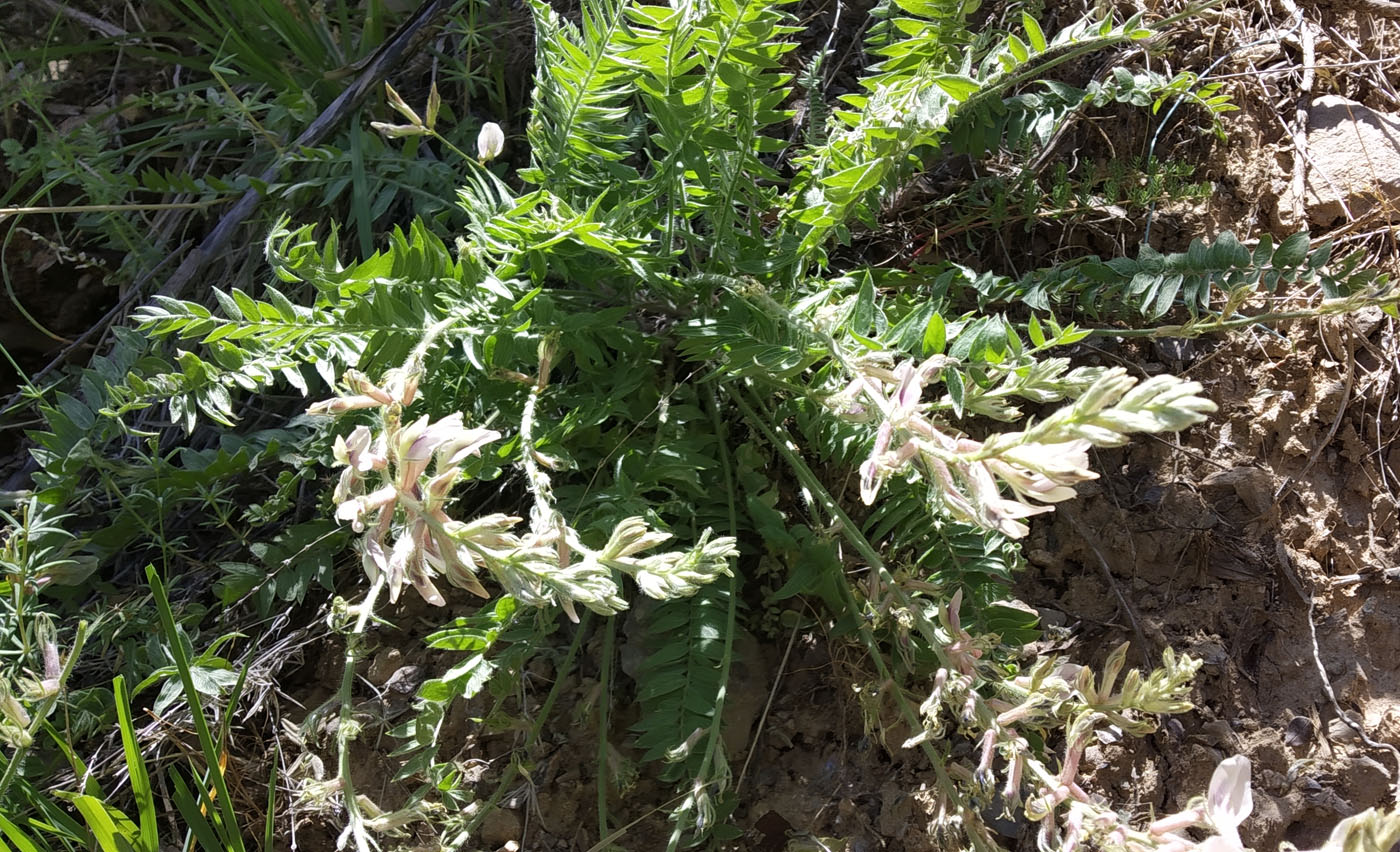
left=32, top=0, right=127, bottom=39
left=154, top=0, right=450, bottom=301
left=1274, top=539, right=1400, bottom=807
left=733, top=616, right=801, bottom=798
left=2, top=0, right=447, bottom=411
left=1062, top=508, right=1155, bottom=669
left=1278, top=0, right=1315, bottom=226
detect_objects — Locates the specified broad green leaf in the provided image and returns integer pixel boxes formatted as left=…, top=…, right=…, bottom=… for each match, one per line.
left=1023, top=13, right=1047, bottom=52
left=1272, top=231, right=1310, bottom=269
left=934, top=75, right=980, bottom=102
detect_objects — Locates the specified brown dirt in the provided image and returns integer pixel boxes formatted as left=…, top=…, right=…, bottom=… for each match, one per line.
left=1020, top=309, right=1400, bottom=851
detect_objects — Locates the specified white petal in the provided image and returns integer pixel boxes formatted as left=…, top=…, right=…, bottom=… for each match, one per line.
left=477, top=122, right=505, bottom=161
left=1207, top=755, right=1253, bottom=843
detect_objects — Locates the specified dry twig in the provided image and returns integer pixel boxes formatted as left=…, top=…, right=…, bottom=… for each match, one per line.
left=155, top=0, right=450, bottom=301
left=33, top=0, right=127, bottom=39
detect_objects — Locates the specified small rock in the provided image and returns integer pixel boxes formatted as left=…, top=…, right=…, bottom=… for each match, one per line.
left=1199, top=719, right=1239, bottom=749
left=1327, top=711, right=1365, bottom=743
left=1199, top=466, right=1273, bottom=515
left=1284, top=715, right=1315, bottom=750
left=382, top=665, right=423, bottom=695
left=367, top=648, right=403, bottom=686
left=478, top=807, right=522, bottom=849
left=1340, top=755, right=1393, bottom=805
left=1290, top=96, right=1400, bottom=227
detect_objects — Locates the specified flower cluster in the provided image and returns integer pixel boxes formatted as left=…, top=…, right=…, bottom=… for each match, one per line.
left=310, top=368, right=502, bottom=606
left=896, top=618, right=1399, bottom=852
left=834, top=359, right=1216, bottom=538
left=1148, top=758, right=1400, bottom=852
left=310, top=362, right=738, bottom=615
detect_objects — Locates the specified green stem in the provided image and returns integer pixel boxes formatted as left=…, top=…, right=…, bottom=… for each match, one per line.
left=1079, top=291, right=1400, bottom=339
left=728, top=383, right=985, bottom=838
left=597, top=616, right=615, bottom=840
left=428, top=130, right=478, bottom=166
left=334, top=571, right=389, bottom=852
left=0, top=620, right=88, bottom=803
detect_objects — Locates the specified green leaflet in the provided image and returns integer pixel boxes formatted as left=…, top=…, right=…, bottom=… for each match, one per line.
left=629, top=583, right=734, bottom=781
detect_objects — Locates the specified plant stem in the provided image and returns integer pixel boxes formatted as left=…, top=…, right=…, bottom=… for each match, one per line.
left=1080, top=291, right=1399, bottom=338
left=728, top=384, right=979, bottom=831
left=0, top=620, right=87, bottom=803
left=596, top=616, right=614, bottom=840
left=335, top=571, right=388, bottom=852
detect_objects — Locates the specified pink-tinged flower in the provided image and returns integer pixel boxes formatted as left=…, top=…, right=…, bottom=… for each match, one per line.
left=362, top=535, right=389, bottom=586
left=984, top=458, right=1079, bottom=503
left=1062, top=808, right=1083, bottom=852
left=381, top=368, right=418, bottom=407
left=336, top=485, right=396, bottom=533
left=859, top=422, right=895, bottom=504
left=309, top=369, right=419, bottom=417
left=382, top=520, right=444, bottom=606
left=392, top=413, right=500, bottom=483
left=981, top=495, right=1051, bottom=539
left=963, top=461, right=1054, bottom=538
left=974, top=729, right=997, bottom=788
left=422, top=527, right=490, bottom=599
left=344, top=369, right=395, bottom=404
left=337, top=426, right=387, bottom=472
left=307, top=394, right=387, bottom=416
left=1205, top=756, right=1252, bottom=849
left=1001, top=749, right=1024, bottom=805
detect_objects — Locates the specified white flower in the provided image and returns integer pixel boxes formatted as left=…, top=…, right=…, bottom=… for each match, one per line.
left=477, top=122, right=505, bottom=162
left=1205, top=755, right=1252, bottom=849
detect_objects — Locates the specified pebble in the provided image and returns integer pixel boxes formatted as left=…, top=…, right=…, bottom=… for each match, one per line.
left=478, top=807, right=522, bottom=849
left=1284, top=715, right=1314, bottom=750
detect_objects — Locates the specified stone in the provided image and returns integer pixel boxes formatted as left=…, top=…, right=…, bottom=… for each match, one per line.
left=1293, top=96, right=1400, bottom=227
left=1200, top=466, right=1274, bottom=515
left=366, top=648, right=402, bottom=686
left=478, top=806, right=522, bottom=849
left=1284, top=715, right=1314, bottom=751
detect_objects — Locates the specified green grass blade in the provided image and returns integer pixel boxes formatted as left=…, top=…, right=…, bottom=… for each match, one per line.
left=0, top=811, right=43, bottom=852
left=65, top=795, right=137, bottom=852
left=168, top=770, right=226, bottom=852
left=350, top=120, right=374, bottom=259
left=263, top=747, right=278, bottom=851
left=112, top=677, right=157, bottom=852
left=144, top=566, right=246, bottom=852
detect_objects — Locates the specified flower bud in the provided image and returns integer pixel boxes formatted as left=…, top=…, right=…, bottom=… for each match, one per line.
left=477, top=122, right=505, bottom=162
